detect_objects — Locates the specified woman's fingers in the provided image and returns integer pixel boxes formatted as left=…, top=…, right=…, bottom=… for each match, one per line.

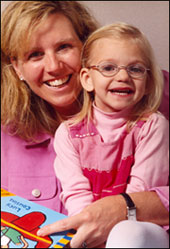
left=37, top=196, right=121, bottom=246
left=37, top=213, right=83, bottom=237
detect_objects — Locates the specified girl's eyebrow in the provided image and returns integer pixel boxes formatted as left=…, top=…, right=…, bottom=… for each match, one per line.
left=98, top=59, right=146, bottom=65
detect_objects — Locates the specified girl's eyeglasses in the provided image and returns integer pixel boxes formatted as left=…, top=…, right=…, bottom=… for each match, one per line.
left=87, top=62, right=150, bottom=79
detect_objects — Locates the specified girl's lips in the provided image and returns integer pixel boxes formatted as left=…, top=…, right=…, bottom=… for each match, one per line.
left=109, top=87, right=134, bottom=94
left=44, top=75, right=72, bottom=87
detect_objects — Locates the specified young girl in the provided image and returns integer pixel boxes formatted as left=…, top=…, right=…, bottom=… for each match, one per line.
left=53, top=21, right=169, bottom=214
left=52, top=22, right=169, bottom=246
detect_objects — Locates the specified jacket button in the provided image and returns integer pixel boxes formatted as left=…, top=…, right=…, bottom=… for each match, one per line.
left=32, top=189, right=41, bottom=198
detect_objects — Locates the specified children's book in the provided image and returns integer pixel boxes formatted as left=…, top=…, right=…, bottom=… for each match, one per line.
left=1, top=188, right=75, bottom=248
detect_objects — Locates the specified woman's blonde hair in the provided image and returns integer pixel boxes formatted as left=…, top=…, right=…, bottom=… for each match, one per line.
left=70, top=22, right=164, bottom=129
left=1, top=1, right=98, bottom=141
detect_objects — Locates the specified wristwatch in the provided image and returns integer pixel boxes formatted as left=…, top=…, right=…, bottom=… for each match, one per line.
left=120, top=193, right=137, bottom=221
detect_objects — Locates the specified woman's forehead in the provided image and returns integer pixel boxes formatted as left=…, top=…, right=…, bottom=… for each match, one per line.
left=16, top=13, right=81, bottom=58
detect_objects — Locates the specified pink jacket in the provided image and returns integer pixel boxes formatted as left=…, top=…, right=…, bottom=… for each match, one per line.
left=1, top=129, right=67, bottom=214
left=54, top=107, right=169, bottom=226
left=69, top=118, right=146, bottom=200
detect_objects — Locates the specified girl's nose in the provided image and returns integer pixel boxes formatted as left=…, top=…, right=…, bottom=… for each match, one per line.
left=115, top=68, right=130, bottom=81
left=45, top=53, right=63, bottom=73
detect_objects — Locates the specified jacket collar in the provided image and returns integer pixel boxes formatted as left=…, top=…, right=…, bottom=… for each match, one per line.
left=23, top=133, right=53, bottom=149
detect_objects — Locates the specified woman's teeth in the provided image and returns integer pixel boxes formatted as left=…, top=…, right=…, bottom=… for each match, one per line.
left=45, top=76, right=70, bottom=87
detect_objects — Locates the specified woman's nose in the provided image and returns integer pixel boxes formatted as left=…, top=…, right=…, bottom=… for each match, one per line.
left=44, top=53, right=63, bottom=73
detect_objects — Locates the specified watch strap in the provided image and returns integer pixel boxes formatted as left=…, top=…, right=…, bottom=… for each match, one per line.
left=120, top=193, right=137, bottom=221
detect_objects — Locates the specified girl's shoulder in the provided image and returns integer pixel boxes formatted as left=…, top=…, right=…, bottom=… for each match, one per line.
left=137, top=112, right=169, bottom=139
left=145, top=112, right=169, bottom=126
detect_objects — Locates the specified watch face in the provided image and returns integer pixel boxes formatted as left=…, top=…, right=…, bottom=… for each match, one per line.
left=127, top=207, right=137, bottom=220
left=120, top=193, right=136, bottom=220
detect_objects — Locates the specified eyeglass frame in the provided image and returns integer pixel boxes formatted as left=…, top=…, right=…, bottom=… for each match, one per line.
left=87, top=62, right=150, bottom=79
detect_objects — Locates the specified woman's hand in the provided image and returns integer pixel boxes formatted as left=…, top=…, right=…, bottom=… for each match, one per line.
left=37, top=191, right=168, bottom=248
left=37, top=195, right=126, bottom=248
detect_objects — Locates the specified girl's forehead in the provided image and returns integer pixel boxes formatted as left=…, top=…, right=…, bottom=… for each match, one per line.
left=88, top=37, right=145, bottom=64
left=90, top=37, right=141, bottom=56
left=92, top=36, right=136, bottom=48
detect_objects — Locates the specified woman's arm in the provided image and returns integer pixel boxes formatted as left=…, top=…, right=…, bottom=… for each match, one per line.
left=37, top=191, right=169, bottom=248
left=129, top=191, right=169, bottom=226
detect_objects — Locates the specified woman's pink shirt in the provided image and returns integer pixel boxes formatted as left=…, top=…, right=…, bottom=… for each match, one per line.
left=1, top=129, right=67, bottom=214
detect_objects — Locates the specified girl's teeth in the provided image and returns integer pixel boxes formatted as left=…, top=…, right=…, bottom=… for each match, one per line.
left=114, top=92, right=129, bottom=95
left=110, top=89, right=132, bottom=95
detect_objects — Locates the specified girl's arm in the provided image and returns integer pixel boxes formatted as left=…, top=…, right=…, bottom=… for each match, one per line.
left=126, top=113, right=169, bottom=190
left=54, top=123, right=94, bottom=216
left=37, top=113, right=169, bottom=247
left=126, top=113, right=169, bottom=216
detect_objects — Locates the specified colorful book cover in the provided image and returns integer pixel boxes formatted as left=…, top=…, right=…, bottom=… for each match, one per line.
left=1, top=188, right=75, bottom=248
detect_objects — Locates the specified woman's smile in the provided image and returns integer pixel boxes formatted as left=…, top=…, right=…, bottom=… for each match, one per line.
left=11, top=13, right=82, bottom=111
left=44, top=75, right=72, bottom=87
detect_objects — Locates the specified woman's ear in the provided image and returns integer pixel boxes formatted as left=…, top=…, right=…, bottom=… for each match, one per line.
left=80, top=68, right=94, bottom=92
left=10, top=57, right=23, bottom=80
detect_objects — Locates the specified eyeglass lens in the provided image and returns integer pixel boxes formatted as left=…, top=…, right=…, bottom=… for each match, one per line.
left=93, top=62, right=148, bottom=78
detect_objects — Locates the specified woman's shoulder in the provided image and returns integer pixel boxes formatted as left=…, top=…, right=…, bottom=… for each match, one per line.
left=1, top=126, right=53, bottom=147
left=1, top=126, right=20, bottom=144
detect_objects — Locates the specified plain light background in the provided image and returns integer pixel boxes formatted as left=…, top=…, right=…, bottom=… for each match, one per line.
left=1, top=1, right=169, bottom=71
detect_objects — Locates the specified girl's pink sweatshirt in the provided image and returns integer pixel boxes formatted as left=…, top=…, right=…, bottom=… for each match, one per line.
left=54, top=106, right=169, bottom=231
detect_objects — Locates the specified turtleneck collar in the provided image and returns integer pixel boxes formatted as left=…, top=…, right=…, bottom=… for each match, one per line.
left=93, top=102, right=132, bottom=128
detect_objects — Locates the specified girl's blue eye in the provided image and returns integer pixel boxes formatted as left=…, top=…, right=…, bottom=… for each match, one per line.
left=129, top=65, right=145, bottom=73
left=101, top=64, right=116, bottom=72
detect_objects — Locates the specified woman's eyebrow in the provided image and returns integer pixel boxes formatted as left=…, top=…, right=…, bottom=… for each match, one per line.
left=55, top=37, right=78, bottom=45
left=23, top=47, right=41, bottom=57
left=23, top=38, right=79, bottom=56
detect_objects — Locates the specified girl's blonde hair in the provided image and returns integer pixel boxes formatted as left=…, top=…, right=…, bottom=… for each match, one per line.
left=70, top=22, right=164, bottom=129
left=1, top=1, right=98, bottom=141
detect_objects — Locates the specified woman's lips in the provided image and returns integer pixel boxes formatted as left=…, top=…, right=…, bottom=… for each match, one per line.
left=44, top=75, right=72, bottom=87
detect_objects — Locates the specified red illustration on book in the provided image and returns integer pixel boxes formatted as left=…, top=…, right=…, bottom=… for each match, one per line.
left=1, top=211, right=53, bottom=248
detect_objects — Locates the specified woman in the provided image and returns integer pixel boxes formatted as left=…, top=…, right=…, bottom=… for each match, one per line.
left=1, top=0, right=98, bottom=213
left=1, top=1, right=169, bottom=248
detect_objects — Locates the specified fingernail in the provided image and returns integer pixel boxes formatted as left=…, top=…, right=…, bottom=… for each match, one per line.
left=37, top=230, right=42, bottom=236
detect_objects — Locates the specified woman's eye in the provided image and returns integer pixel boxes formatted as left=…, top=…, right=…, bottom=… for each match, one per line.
left=58, top=44, right=72, bottom=51
left=28, top=51, right=43, bottom=60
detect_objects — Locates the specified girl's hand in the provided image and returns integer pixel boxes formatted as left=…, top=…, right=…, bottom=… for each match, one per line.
left=37, top=195, right=126, bottom=248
